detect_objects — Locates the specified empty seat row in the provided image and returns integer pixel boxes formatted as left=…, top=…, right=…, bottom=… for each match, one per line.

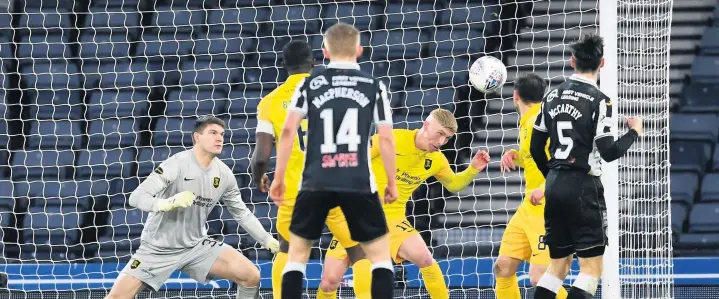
left=671, top=172, right=719, bottom=205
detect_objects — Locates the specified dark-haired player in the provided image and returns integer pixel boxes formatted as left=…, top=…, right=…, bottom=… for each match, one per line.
left=530, top=34, right=643, bottom=299
left=270, top=23, right=398, bottom=299
left=494, top=73, right=568, bottom=299
left=107, top=116, right=279, bottom=299
left=251, top=40, right=361, bottom=299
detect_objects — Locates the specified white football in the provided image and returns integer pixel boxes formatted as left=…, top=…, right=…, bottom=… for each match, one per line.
left=469, top=56, right=507, bottom=94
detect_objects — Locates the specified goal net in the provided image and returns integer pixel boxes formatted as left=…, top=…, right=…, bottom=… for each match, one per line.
left=0, top=0, right=672, bottom=298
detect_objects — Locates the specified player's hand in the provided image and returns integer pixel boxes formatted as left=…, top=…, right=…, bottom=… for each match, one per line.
left=471, top=150, right=491, bottom=172
left=626, top=116, right=644, bottom=136
left=157, top=191, right=195, bottom=212
left=530, top=188, right=544, bottom=206
left=384, top=183, right=399, bottom=204
left=258, top=174, right=271, bottom=193
left=263, top=238, right=280, bottom=254
left=269, top=180, right=285, bottom=207
left=501, top=150, right=519, bottom=172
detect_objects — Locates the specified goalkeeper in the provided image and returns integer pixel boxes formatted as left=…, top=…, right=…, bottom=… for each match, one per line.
left=106, top=116, right=279, bottom=299
left=494, top=73, right=568, bottom=299
left=317, top=109, right=490, bottom=299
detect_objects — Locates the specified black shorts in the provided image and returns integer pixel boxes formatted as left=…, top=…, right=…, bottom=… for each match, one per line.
left=290, top=190, right=388, bottom=243
left=544, top=169, right=608, bottom=259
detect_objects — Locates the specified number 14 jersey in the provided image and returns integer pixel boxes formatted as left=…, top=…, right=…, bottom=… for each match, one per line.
left=289, top=62, right=392, bottom=193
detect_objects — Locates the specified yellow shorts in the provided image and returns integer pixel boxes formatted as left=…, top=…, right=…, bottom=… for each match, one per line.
left=499, top=203, right=550, bottom=265
left=326, top=217, right=419, bottom=264
left=277, top=202, right=357, bottom=249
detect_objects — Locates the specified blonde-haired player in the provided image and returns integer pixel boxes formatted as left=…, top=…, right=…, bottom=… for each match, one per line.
left=315, top=109, right=491, bottom=299
left=493, top=73, right=568, bottom=299
left=250, top=40, right=359, bottom=299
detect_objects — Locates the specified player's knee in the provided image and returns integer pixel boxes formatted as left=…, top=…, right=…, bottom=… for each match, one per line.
left=319, top=271, right=342, bottom=291
left=493, top=257, right=517, bottom=278
left=236, top=265, right=261, bottom=287
left=414, top=252, right=435, bottom=268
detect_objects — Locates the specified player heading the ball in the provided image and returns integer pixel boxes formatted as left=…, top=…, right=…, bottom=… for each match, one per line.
left=269, top=22, right=398, bottom=299
left=105, top=116, right=279, bottom=299
left=530, top=33, right=644, bottom=299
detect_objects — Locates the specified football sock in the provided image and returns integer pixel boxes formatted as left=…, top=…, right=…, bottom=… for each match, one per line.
left=420, top=262, right=449, bottom=299
left=494, top=274, right=521, bottom=299
left=315, top=288, right=337, bottom=299
left=568, top=272, right=599, bottom=298
left=352, top=259, right=373, bottom=299
left=567, top=287, right=595, bottom=299
left=271, top=252, right=288, bottom=299
left=534, top=274, right=563, bottom=299
left=281, top=262, right=305, bottom=299
left=236, top=284, right=259, bottom=299
left=370, top=261, right=395, bottom=299
left=557, top=285, right=569, bottom=299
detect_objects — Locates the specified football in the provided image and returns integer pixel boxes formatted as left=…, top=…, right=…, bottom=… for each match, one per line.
left=469, top=56, right=507, bottom=94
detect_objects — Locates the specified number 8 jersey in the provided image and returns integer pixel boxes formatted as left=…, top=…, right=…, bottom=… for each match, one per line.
left=289, top=62, right=393, bottom=193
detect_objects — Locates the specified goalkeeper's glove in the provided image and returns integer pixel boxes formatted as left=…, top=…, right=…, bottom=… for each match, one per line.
left=263, top=238, right=280, bottom=254
left=157, top=191, right=195, bottom=212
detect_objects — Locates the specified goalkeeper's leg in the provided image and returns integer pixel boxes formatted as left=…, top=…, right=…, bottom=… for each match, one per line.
left=396, top=234, right=448, bottom=299
left=105, top=274, right=145, bottom=299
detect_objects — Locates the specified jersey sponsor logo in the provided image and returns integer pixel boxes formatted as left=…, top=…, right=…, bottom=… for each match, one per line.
left=309, top=75, right=329, bottom=90
left=154, top=167, right=164, bottom=175
left=329, top=239, right=338, bottom=249
left=321, top=153, right=359, bottom=168
left=545, top=89, right=558, bottom=102
left=312, top=87, right=370, bottom=108
left=332, top=75, right=374, bottom=87
left=213, top=177, right=220, bottom=188
left=130, top=259, right=141, bottom=269
left=560, top=89, right=595, bottom=102
left=424, top=158, right=433, bottom=170
left=548, top=103, right=583, bottom=120
left=194, top=195, right=214, bottom=207
left=396, top=171, right=422, bottom=185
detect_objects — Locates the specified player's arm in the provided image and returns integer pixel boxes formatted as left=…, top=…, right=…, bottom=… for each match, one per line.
left=375, top=81, right=398, bottom=200
left=275, top=79, right=307, bottom=183
left=530, top=102, right=551, bottom=178
left=128, top=158, right=194, bottom=212
left=251, top=98, right=275, bottom=190
left=369, top=134, right=381, bottom=159
left=220, top=171, right=278, bottom=252
left=434, top=149, right=489, bottom=192
left=594, top=98, right=640, bottom=162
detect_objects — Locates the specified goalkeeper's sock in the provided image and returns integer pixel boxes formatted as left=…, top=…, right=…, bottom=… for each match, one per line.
left=316, top=288, right=337, bottom=299
left=352, top=259, right=372, bottom=299
left=420, top=262, right=449, bottom=299
left=271, top=252, right=288, bottom=299
left=567, top=273, right=599, bottom=299
left=236, top=284, right=259, bottom=299
left=556, top=285, right=569, bottom=299
left=534, top=273, right=563, bottom=299
left=370, top=261, right=394, bottom=299
left=281, top=262, right=305, bottom=299
left=494, top=274, right=521, bottom=299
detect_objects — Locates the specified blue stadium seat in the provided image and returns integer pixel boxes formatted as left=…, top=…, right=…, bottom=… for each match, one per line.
left=369, top=29, right=427, bottom=59
left=220, top=0, right=272, bottom=6
left=135, top=33, right=194, bottom=62
left=17, top=9, right=72, bottom=33
left=384, top=4, right=436, bottom=28
left=108, top=209, right=147, bottom=236
left=21, top=0, right=74, bottom=9
left=669, top=114, right=719, bottom=142
left=714, top=147, right=719, bottom=171
left=214, top=204, right=242, bottom=235
left=12, top=181, right=100, bottom=210
left=252, top=203, right=277, bottom=231
left=165, top=88, right=228, bottom=117
left=26, top=120, right=83, bottom=150
left=671, top=203, right=687, bottom=233
left=206, top=7, right=270, bottom=34
left=0, top=35, right=11, bottom=60
left=404, top=88, right=456, bottom=114
left=136, top=146, right=187, bottom=176
left=690, top=56, right=719, bottom=83
left=83, top=60, right=152, bottom=89
left=701, top=173, right=719, bottom=202
left=86, top=90, right=150, bottom=119
left=359, top=60, right=407, bottom=90
left=430, top=29, right=486, bottom=56
left=21, top=61, right=81, bottom=89
left=219, top=144, right=252, bottom=174
left=90, top=0, right=141, bottom=8
left=79, top=34, right=132, bottom=60
left=76, top=148, right=135, bottom=179
left=253, top=35, right=296, bottom=62
left=0, top=180, right=12, bottom=205
left=194, top=32, right=252, bottom=62
left=174, top=59, right=242, bottom=87
left=323, top=2, right=382, bottom=31
left=24, top=206, right=81, bottom=246
left=268, top=5, right=322, bottom=34
left=680, top=82, right=719, bottom=112
left=87, top=119, right=140, bottom=148
left=18, top=34, right=70, bottom=59
left=83, top=8, right=141, bottom=36
left=394, top=113, right=424, bottom=130
left=153, top=117, right=195, bottom=146
left=677, top=233, right=719, bottom=249
left=407, top=57, right=470, bottom=87
left=439, top=3, right=499, bottom=30
left=670, top=141, right=711, bottom=174
left=0, top=12, right=10, bottom=38
left=27, top=90, right=83, bottom=120
left=227, top=90, right=262, bottom=117
left=225, top=117, right=257, bottom=144
left=0, top=102, right=8, bottom=148
left=671, top=172, right=699, bottom=205
left=151, top=6, right=205, bottom=34
left=701, top=28, right=719, bottom=55
left=688, top=202, right=719, bottom=232
left=242, top=66, right=282, bottom=90
left=10, top=150, right=74, bottom=179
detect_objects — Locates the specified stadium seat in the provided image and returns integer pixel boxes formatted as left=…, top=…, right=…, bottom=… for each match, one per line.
left=225, top=117, right=257, bottom=144
left=135, top=33, right=194, bottom=62
left=323, top=2, right=382, bottom=31
left=87, top=119, right=140, bottom=148
left=79, top=34, right=132, bottom=60
left=218, top=144, right=252, bottom=174
left=12, top=181, right=98, bottom=210
left=690, top=56, right=719, bottom=83
left=227, top=90, right=262, bottom=117
left=677, top=233, right=719, bottom=249
left=669, top=141, right=711, bottom=174
left=17, top=8, right=72, bottom=33
left=21, top=0, right=73, bottom=9
left=165, top=88, right=228, bottom=117
left=252, top=203, right=277, bottom=232
left=18, top=34, right=70, bottom=59
left=220, top=0, right=272, bottom=6
left=394, top=113, right=424, bottom=130
left=700, top=27, right=719, bottom=55
left=0, top=35, right=11, bottom=61
left=136, top=146, right=187, bottom=176
left=10, top=150, right=74, bottom=180
left=0, top=103, right=8, bottom=148
left=359, top=60, right=408, bottom=90
left=268, top=5, right=322, bottom=34
left=151, top=6, right=206, bottom=34
left=689, top=202, right=719, bottom=232
left=26, top=120, right=83, bottom=150
left=439, top=3, right=499, bottom=31
left=701, top=173, right=719, bottom=202
left=384, top=4, right=436, bottom=28
left=90, top=0, right=141, bottom=8
left=83, top=8, right=141, bottom=37
left=404, top=88, right=456, bottom=114
left=670, top=172, right=699, bottom=205
left=680, top=82, right=719, bottom=112
left=174, top=59, right=242, bottom=87
left=21, top=61, right=81, bottom=89
left=669, top=114, right=719, bottom=142
left=206, top=7, right=270, bottom=34
left=108, top=208, right=147, bottom=237
left=153, top=117, right=195, bottom=146
left=83, top=60, right=152, bottom=89
left=76, top=148, right=136, bottom=179
left=86, top=90, right=150, bottom=119
left=214, top=205, right=242, bottom=235
left=24, top=206, right=82, bottom=246
left=0, top=11, right=10, bottom=38
left=194, top=32, right=252, bottom=62
left=242, top=66, right=283, bottom=90
left=429, top=29, right=486, bottom=56
left=671, top=202, right=687, bottom=233
left=713, top=147, right=719, bottom=171
left=407, top=57, right=471, bottom=87
left=27, top=90, right=83, bottom=120
left=369, top=29, right=427, bottom=59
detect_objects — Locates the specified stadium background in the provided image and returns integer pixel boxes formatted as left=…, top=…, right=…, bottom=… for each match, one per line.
left=0, top=0, right=714, bottom=298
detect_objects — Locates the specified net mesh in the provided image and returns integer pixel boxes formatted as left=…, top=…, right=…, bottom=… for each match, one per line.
left=0, top=0, right=673, bottom=298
